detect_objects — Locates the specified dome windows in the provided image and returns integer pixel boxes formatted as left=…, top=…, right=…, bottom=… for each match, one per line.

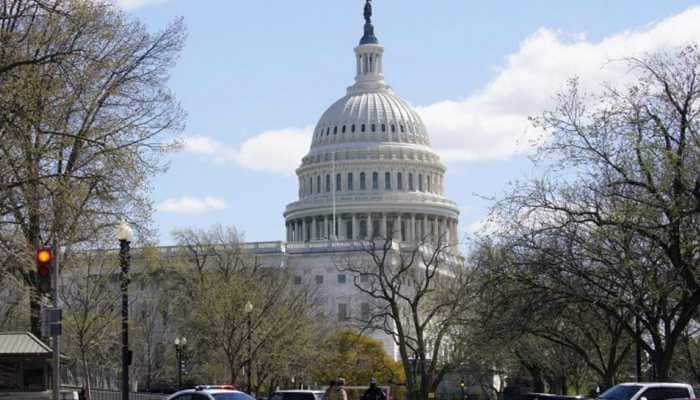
left=384, top=172, right=391, bottom=190
left=372, top=172, right=378, bottom=190
left=408, top=173, right=414, bottom=191
left=336, top=174, right=341, bottom=191
left=342, top=125, right=346, bottom=133
left=360, top=172, right=366, bottom=190
left=397, top=172, right=403, bottom=190
left=381, top=124, right=386, bottom=132
left=348, top=173, right=354, bottom=191
left=361, top=124, right=366, bottom=132
left=333, top=126, right=338, bottom=135
left=351, top=125, right=356, bottom=133
left=371, top=124, right=376, bottom=132
left=391, top=124, right=396, bottom=133
left=326, top=174, right=331, bottom=192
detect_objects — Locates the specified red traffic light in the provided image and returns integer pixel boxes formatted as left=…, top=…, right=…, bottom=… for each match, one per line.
left=36, top=248, right=53, bottom=277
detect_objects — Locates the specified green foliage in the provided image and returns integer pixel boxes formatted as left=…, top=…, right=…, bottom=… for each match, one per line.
left=311, top=329, right=405, bottom=386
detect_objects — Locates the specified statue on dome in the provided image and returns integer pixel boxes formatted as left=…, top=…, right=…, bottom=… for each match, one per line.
left=364, top=0, right=372, bottom=24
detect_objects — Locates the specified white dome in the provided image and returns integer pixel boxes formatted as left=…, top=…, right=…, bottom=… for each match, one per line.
left=311, top=89, right=430, bottom=148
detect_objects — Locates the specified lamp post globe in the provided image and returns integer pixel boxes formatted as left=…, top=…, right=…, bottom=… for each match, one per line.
left=175, top=336, right=187, bottom=389
left=116, top=220, right=133, bottom=400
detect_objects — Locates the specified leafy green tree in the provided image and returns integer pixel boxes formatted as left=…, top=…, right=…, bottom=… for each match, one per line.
left=311, top=329, right=405, bottom=386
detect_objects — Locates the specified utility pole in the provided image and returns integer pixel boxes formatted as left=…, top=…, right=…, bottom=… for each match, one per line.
left=52, top=240, right=60, bottom=400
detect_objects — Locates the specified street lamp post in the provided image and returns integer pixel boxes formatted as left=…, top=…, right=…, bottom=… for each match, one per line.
left=116, top=221, right=133, bottom=400
left=175, top=337, right=187, bottom=389
left=244, top=301, right=254, bottom=394
left=460, top=379, right=466, bottom=400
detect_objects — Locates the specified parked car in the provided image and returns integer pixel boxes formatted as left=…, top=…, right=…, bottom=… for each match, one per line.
left=166, top=385, right=256, bottom=400
left=597, top=383, right=695, bottom=400
left=270, top=390, right=326, bottom=400
left=521, top=393, right=589, bottom=400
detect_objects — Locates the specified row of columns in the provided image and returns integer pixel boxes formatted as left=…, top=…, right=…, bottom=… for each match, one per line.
left=286, top=213, right=459, bottom=246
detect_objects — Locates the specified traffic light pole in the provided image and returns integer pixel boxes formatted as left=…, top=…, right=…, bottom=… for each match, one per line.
left=52, top=240, right=60, bottom=400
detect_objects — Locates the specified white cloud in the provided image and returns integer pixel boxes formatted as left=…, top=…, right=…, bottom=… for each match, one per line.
left=181, top=7, right=700, bottom=174
left=158, top=196, right=227, bottom=215
left=419, top=6, right=700, bottom=162
left=115, top=0, right=172, bottom=10
left=181, top=127, right=312, bottom=176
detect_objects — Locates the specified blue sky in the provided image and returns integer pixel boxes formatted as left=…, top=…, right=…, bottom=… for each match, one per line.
left=119, top=0, right=700, bottom=245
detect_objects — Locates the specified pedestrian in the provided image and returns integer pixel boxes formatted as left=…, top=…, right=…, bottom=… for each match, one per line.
left=325, top=378, right=348, bottom=400
left=78, top=387, right=86, bottom=400
left=361, top=378, right=386, bottom=400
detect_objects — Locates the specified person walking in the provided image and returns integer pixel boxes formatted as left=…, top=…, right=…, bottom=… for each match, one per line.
left=325, top=378, right=348, bottom=400
left=361, top=378, right=386, bottom=400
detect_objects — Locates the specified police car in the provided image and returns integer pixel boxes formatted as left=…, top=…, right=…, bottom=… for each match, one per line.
left=166, top=385, right=255, bottom=400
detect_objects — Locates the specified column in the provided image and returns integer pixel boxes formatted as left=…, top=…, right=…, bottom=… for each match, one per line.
left=367, top=213, right=373, bottom=239
left=410, top=214, right=416, bottom=242
left=423, top=215, right=428, bottom=242
left=433, top=218, right=439, bottom=243
left=352, top=214, right=358, bottom=240
left=322, top=215, right=327, bottom=239
left=396, top=214, right=403, bottom=242
left=381, top=213, right=387, bottom=238
left=311, top=217, right=317, bottom=241
left=300, top=219, right=306, bottom=242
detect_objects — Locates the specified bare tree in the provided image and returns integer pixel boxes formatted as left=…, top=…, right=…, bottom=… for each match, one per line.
left=336, top=232, right=472, bottom=400
left=0, top=0, right=185, bottom=335
left=481, top=45, right=700, bottom=381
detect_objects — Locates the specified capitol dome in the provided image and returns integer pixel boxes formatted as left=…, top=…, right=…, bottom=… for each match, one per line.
left=284, top=0, right=459, bottom=246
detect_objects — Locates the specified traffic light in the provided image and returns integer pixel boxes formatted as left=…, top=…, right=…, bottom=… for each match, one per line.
left=35, top=247, right=53, bottom=294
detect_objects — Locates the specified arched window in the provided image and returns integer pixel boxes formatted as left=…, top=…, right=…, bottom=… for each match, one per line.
left=361, top=124, right=366, bottom=132
left=309, top=177, right=313, bottom=194
left=342, top=125, right=346, bottom=133
left=351, top=125, right=356, bottom=133
left=391, top=125, right=396, bottom=133
left=419, top=174, right=424, bottom=191
left=372, top=124, right=376, bottom=132
left=360, top=172, right=366, bottom=190
left=333, top=126, right=338, bottom=135
left=336, top=173, right=341, bottom=191
left=381, top=124, right=386, bottom=132
left=317, top=175, right=321, bottom=194
left=326, top=174, right=331, bottom=192
left=372, top=172, right=378, bottom=190
left=348, top=173, right=354, bottom=191
left=408, top=173, right=414, bottom=191
left=397, top=172, right=403, bottom=190
left=326, top=128, right=330, bottom=136
left=385, top=172, right=391, bottom=190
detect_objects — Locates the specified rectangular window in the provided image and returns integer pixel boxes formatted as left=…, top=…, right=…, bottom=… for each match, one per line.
left=397, top=172, right=403, bottom=190
left=348, top=173, right=354, bottom=191
left=337, top=274, right=347, bottom=284
left=315, top=275, right=324, bottom=284
left=360, top=173, right=366, bottom=190
left=419, top=174, right=423, bottom=191
left=372, top=172, right=378, bottom=190
left=317, top=176, right=321, bottom=193
left=361, top=303, right=370, bottom=320
left=385, top=172, right=391, bottom=190
left=326, top=174, right=331, bottom=192
left=409, top=173, right=414, bottom=191
left=427, top=175, right=431, bottom=192
left=336, top=174, right=341, bottom=192
left=338, top=303, right=349, bottom=321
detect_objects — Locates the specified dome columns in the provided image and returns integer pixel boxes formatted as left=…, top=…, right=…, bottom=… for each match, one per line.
left=285, top=212, right=460, bottom=249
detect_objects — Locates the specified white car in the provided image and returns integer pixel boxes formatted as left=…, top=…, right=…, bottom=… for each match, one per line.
left=166, top=385, right=256, bottom=400
left=597, top=383, right=695, bottom=400
left=270, top=390, right=326, bottom=400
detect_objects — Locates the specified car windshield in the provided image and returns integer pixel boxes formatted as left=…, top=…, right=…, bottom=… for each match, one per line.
left=213, top=393, right=256, bottom=400
left=598, top=385, right=643, bottom=400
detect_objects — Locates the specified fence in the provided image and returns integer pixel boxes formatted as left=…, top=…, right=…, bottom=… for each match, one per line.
left=86, top=389, right=166, bottom=400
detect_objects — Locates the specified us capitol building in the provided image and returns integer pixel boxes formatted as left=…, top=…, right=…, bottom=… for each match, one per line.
left=166, top=0, right=461, bottom=359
